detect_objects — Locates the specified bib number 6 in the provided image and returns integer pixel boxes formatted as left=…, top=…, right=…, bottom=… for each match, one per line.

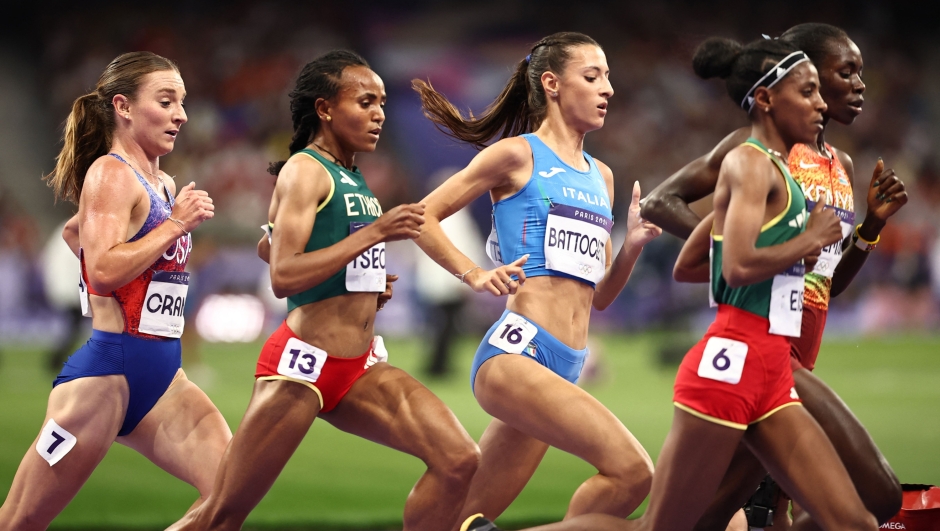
left=697, top=337, right=748, bottom=385
left=277, top=337, right=328, bottom=383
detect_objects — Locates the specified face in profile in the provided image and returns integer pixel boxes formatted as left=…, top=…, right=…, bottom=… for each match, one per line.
left=329, top=66, right=386, bottom=154
left=554, top=44, right=614, bottom=133
left=766, top=62, right=828, bottom=147
left=817, top=37, right=865, bottom=125
left=124, top=69, right=188, bottom=157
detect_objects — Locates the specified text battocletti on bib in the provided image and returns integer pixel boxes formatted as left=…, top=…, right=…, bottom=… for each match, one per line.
left=805, top=199, right=854, bottom=278
left=768, top=261, right=805, bottom=337
left=544, top=204, right=612, bottom=284
left=346, top=222, right=386, bottom=292
left=138, top=271, right=190, bottom=338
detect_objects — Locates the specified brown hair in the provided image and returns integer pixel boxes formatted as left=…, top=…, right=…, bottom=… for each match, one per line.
left=412, top=32, right=600, bottom=149
left=45, top=51, right=179, bottom=204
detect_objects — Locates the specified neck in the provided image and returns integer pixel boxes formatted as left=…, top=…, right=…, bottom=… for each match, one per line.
left=310, top=131, right=355, bottom=170
left=813, top=116, right=830, bottom=156
left=750, top=116, right=792, bottom=159
left=534, top=115, right=588, bottom=170
left=111, top=138, right=159, bottom=174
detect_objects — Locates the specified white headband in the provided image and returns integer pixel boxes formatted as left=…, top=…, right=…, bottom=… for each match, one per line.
left=741, top=51, right=810, bottom=111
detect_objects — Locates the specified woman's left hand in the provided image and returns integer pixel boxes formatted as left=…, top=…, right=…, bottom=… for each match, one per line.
left=377, top=274, right=398, bottom=311
left=625, top=181, right=663, bottom=249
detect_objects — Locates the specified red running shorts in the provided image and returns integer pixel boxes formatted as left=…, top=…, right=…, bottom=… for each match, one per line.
left=255, top=321, right=387, bottom=413
left=674, top=304, right=802, bottom=430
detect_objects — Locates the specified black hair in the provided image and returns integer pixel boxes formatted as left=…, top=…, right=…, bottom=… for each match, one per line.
left=268, top=50, right=370, bottom=176
left=779, top=23, right=850, bottom=68
left=413, top=32, right=600, bottom=149
left=692, top=36, right=800, bottom=110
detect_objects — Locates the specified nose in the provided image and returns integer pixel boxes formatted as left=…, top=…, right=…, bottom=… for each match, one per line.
left=176, top=105, right=188, bottom=125
left=374, top=106, right=385, bottom=125
left=853, top=74, right=866, bottom=94
left=602, top=77, right=614, bottom=98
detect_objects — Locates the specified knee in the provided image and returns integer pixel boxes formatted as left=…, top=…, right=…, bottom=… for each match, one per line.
left=431, top=440, right=481, bottom=486
left=607, top=453, right=654, bottom=497
left=865, top=478, right=902, bottom=524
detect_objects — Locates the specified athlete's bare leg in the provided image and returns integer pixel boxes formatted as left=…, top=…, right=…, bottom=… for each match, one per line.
left=321, top=362, right=479, bottom=531
left=456, top=354, right=653, bottom=527
left=0, top=375, right=128, bottom=531
left=117, top=369, right=231, bottom=512
left=167, top=379, right=320, bottom=531
left=691, top=366, right=901, bottom=531
left=788, top=368, right=901, bottom=528
left=743, top=405, right=877, bottom=531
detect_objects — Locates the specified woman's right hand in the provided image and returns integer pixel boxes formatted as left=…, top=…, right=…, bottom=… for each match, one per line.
left=374, top=203, right=426, bottom=242
left=171, top=182, right=215, bottom=232
left=465, top=255, right=528, bottom=296
left=804, top=198, right=843, bottom=257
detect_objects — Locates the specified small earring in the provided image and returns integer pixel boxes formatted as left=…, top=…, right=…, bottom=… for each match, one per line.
left=550, top=91, right=558, bottom=97
left=763, top=107, right=770, bottom=113
left=325, top=115, right=332, bottom=122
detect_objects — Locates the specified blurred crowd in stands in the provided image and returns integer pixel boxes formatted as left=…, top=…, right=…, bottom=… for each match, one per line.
left=1, top=1, right=938, bottom=357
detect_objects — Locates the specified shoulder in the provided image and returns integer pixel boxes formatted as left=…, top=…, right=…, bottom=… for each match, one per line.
left=83, top=155, right=142, bottom=196
left=721, top=144, right=774, bottom=187
left=477, top=136, right=532, bottom=170
left=593, top=157, right=615, bottom=188
left=706, top=127, right=752, bottom=169
left=830, top=145, right=855, bottom=181
left=276, top=152, right=333, bottom=194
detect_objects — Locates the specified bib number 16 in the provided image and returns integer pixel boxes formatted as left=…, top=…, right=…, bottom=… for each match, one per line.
left=487, top=313, right=538, bottom=354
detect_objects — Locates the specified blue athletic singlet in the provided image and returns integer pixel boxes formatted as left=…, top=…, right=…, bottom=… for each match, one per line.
left=485, top=134, right=613, bottom=288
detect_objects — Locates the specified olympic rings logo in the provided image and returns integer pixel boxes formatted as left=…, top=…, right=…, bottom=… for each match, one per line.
left=578, top=264, right=593, bottom=274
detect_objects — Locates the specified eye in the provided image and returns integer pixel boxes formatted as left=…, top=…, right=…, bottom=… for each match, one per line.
left=585, top=76, right=597, bottom=82
left=839, top=72, right=851, bottom=79
left=161, top=101, right=171, bottom=108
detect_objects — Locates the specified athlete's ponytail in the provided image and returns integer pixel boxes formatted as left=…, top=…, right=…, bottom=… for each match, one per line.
left=413, top=31, right=600, bottom=149
left=269, top=50, right=370, bottom=176
left=692, top=36, right=800, bottom=111
left=45, top=51, right=179, bottom=204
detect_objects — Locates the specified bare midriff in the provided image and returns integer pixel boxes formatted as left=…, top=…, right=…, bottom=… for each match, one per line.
left=506, top=275, right=594, bottom=350
left=285, top=292, right=379, bottom=358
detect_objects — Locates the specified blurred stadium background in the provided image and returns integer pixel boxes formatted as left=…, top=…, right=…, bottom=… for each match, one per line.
left=1, top=0, right=938, bottom=529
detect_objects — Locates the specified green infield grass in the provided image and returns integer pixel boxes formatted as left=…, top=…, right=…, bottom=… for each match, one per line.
left=1, top=332, right=937, bottom=529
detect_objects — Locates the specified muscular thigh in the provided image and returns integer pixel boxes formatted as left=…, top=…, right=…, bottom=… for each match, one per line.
left=320, top=363, right=472, bottom=458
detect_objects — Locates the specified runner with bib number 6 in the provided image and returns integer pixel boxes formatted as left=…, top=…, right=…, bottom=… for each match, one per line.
left=413, top=32, right=661, bottom=527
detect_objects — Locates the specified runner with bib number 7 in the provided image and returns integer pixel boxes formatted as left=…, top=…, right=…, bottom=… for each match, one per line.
left=413, top=32, right=661, bottom=528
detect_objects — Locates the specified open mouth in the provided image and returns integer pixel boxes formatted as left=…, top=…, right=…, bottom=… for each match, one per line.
left=165, top=130, right=179, bottom=138
left=847, top=100, right=864, bottom=114
left=597, top=102, right=608, bottom=111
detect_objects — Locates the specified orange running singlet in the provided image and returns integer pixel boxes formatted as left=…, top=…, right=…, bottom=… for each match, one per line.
left=788, top=143, right=855, bottom=311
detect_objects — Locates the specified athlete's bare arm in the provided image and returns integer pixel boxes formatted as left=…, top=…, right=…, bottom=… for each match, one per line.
left=415, top=137, right=531, bottom=296
left=80, top=156, right=211, bottom=293
left=717, top=148, right=842, bottom=288
left=63, top=214, right=80, bottom=258
left=268, top=155, right=423, bottom=298
left=593, top=160, right=662, bottom=310
left=674, top=212, right=714, bottom=283
left=830, top=154, right=908, bottom=297
left=640, top=128, right=750, bottom=239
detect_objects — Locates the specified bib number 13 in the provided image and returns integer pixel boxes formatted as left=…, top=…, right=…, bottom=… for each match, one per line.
left=697, top=337, right=748, bottom=385
left=277, top=337, right=327, bottom=383
left=487, top=313, right=538, bottom=354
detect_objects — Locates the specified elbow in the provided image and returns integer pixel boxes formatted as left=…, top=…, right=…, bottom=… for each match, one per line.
left=639, top=193, right=666, bottom=224
left=592, top=298, right=611, bottom=312
left=270, top=267, right=300, bottom=299
left=87, top=269, right=119, bottom=294
left=673, top=263, right=691, bottom=283
left=722, top=264, right=749, bottom=289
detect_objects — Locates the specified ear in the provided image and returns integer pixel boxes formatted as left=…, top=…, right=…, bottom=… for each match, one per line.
left=541, top=70, right=560, bottom=97
left=752, top=86, right=772, bottom=113
left=112, top=94, right=132, bottom=120
left=314, top=97, right=332, bottom=122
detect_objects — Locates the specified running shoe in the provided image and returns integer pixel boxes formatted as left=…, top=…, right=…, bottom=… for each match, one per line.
left=460, top=513, right=502, bottom=531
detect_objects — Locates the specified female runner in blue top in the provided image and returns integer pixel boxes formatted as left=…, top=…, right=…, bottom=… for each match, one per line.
left=413, top=32, right=661, bottom=526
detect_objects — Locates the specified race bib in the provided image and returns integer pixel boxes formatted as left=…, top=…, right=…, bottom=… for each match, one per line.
left=487, top=312, right=538, bottom=354
left=485, top=213, right=503, bottom=267
left=36, top=418, right=77, bottom=466
left=544, top=204, right=612, bottom=284
left=697, top=337, right=748, bottom=384
left=138, top=271, right=189, bottom=338
left=79, top=274, right=91, bottom=317
left=277, top=337, right=328, bottom=383
left=806, top=200, right=854, bottom=278
left=768, top=262, right=805, bottom=337
left=346, top=222, right=386, bottom=292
